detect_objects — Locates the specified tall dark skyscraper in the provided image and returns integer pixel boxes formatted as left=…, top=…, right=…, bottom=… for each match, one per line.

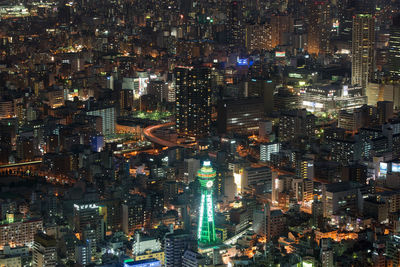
left=389, top=15, right=400, bottom=80
left=175, top=66, right=211, bottom=138
left=227, top=0, right=244, bottom=50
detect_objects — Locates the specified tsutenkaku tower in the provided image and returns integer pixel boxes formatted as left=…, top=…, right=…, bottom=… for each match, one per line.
left=197, top=161, right=217, bottom=245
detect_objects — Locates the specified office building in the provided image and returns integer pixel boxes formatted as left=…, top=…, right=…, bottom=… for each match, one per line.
left=351, top=14, right=375, bottom=89
left=33, top=233, right=57, bottom=267
left=175, top=66, right=211, bottom=138
left=217, top=97, right=264, bottom=135
left=322, top=182, right=363, bottom=218
left=260, top=142, right=280, bottom=162
left=242, top=166, right=272, bottom=194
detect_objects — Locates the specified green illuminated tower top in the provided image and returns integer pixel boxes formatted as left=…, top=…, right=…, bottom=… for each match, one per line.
left=197, top=161, right=217, bottom=245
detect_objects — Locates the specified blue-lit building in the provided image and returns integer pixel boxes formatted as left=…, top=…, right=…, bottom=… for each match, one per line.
left=124, top=258, right=161, bottom=267
left=90, top=135, right=104, bottom=152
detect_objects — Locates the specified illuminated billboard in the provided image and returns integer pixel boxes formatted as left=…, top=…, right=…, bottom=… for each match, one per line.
left=275, top=51, right=286, bottom=58
left=380, top=162, right=388, bottom=176
left=392, top=163, right=400, bottom=173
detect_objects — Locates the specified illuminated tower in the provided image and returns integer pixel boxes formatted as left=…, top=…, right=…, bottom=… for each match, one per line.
left=197, top=161, right=217, bottom=245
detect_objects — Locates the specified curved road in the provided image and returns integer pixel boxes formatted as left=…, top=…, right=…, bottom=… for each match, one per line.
left=143, top=122, right=188, bottom=148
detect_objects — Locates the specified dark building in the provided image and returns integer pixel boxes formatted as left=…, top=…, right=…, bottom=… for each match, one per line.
left=227, top=1, right=245, bottom=50
left=175, top=66, right=211, bottom=138
left=217, top=97, right=264, bottom=135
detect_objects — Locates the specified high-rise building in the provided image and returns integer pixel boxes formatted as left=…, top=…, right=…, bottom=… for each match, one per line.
left=306, top=0, right=331, bottom=55
left=175, top=66, right=211, bottom=138
left=388, top=16, right=400, bottom=80
left=164, top=230, right=196, bottom=267
left=351, top=14, right=375, bottom=89
left=197, top=161, right=217, bottom=246
left=227, top=1, right=244, bottom=50
left=33, top=233, right=57, bottom=267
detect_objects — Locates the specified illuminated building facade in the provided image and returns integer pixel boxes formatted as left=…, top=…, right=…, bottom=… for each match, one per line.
left=299, top=84, right=366, bottom=112
left=389, top=15, right=400, bottom=80
left=175, top=66, right=211, bottom=138
left=351, top=14, right=375, bottom=89
left=197, top=161, right=217, bottom=245
left=0, top=218, right=43, bottom=247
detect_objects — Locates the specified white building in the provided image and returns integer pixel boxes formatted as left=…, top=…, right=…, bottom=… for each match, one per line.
left=86, top=106, right=116, bottom=135
left=260, top=142, right=280, bottom=162
left=132, top=232, right=161, bottom=256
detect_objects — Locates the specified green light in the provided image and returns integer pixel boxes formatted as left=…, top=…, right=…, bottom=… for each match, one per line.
left=197, top=161, right=217, bottom=245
